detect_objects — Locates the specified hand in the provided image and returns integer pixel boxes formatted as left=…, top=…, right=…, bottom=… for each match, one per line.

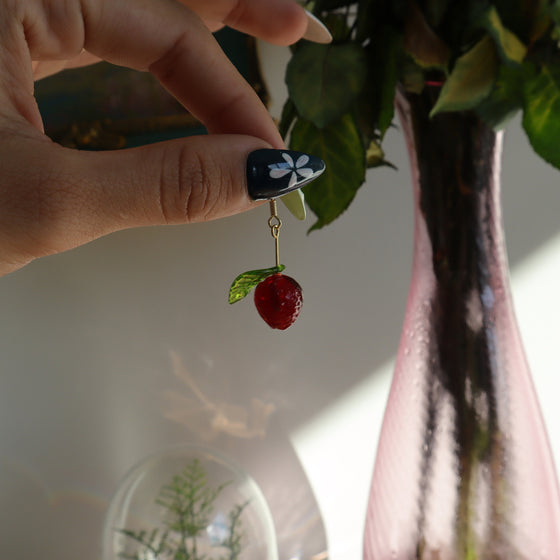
left=30, top=0, right=316, bottom=79
left=0, top=0, right=327, bottom=276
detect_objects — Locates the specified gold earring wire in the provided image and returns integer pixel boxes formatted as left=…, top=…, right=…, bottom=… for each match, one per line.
left=267, top=199, right=282, bottom=268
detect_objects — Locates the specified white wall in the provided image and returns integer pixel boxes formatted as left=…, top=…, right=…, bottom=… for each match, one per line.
left=0, top=43, right=559, bottom=560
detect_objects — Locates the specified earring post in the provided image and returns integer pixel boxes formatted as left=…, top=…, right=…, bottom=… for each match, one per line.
left=268, top=199, right=282, bottom=268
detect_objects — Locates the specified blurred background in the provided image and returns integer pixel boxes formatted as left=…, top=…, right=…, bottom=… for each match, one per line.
left=0, top=35, right=559, bottom=560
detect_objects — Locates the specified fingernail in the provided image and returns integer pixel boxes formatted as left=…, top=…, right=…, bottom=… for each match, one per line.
left=303, top=11, right=333, bottom=44
left=247, top=149, right=326, bottom=201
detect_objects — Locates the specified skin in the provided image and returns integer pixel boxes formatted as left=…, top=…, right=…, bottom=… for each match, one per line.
left=0, top=0, right=308, bottom=276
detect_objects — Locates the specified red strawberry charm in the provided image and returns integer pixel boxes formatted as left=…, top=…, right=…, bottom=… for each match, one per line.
left=228, top=199, right=306, bottom=329
left=228, top=266, right=303, bottom=330
left=254, top=273, right=303, bottom=330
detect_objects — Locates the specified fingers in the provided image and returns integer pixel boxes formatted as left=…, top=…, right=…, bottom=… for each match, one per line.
left=0, top=0, right=322, bottom=275
left=81, top=0, right=283, bottom=144
left=5, top=0, right=283, bottom=147
left=32, top=50, right=101, bottom=80
left=0, top=126, right=324, bottom=276
left=179, top=0, right=308, bottom=46
left=29, top=0, right=326, bottom=81
left=74, top=135, right=268, bottom=228
left=0, top=133, right=270, bottom=275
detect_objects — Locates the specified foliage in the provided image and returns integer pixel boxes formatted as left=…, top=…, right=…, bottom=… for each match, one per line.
left=117, top=459, right=249, bottom=560
left=283, top=0, right=560, bottom=230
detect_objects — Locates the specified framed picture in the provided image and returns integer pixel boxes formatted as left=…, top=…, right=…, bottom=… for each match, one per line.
left=35, top=29, right=268, bottom=150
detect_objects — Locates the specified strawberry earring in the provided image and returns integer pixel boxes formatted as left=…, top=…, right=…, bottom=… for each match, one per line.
left=228, top=199, right=303, bottom=330
left=229, top=149, right=325, bottom=330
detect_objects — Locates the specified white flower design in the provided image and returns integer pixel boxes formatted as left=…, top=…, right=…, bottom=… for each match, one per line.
left=268, top=152, right=314, bottom=188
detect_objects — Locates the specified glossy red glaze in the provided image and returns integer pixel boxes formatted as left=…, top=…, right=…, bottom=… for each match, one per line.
left=254, top=273, right=303, bottom=330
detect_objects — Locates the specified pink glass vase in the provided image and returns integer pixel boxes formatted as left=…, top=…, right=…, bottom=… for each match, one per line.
left=363, top=88, right=560, bottom=559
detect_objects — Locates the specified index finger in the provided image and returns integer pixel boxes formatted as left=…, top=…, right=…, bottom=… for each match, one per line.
left=179, top=0, right=308, bottom=45
left=87, top=0, right=283, bottom=146
left=15, top=0, right=284, bottom=147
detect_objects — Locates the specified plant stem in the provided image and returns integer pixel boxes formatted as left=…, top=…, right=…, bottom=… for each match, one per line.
left=398, top=86, right=516, bottom=558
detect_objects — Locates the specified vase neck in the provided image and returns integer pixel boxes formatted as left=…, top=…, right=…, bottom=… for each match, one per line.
left=397, top=89, right=507, bottom=297
left=364, top=88, right=560, bottom=560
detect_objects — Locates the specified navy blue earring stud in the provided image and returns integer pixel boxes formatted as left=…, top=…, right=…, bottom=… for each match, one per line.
left=246, top=149, right=325, bottom=201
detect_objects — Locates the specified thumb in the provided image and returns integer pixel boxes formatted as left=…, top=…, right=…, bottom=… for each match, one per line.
left=1, top=134, right=322, bottom=273
left=78, top=134, right=271, bottom=227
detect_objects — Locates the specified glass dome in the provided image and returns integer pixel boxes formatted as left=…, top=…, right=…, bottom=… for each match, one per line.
left=103, top=444, right=278, bottom=560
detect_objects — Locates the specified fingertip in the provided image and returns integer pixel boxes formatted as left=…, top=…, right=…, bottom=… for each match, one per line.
left=266, top=1, right=308, bottom=46
left=225, top=0, right=307, bottom=47
left=302, top=11, right=333, bottom=44
left=256, top=3, right=333, bottom=46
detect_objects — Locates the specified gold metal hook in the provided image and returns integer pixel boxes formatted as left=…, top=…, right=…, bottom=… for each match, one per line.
left=268, top=199, right=282, bottom=267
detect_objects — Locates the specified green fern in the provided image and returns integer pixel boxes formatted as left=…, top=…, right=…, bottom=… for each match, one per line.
left=116, top=459, right=249, bottom=560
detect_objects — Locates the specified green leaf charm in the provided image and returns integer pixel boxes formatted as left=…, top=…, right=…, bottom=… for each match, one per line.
left=290, top=113, right=366, bottom=232
left=286, top=43, right=367, bottom=129
left=281, top=189, right=306, bottom=221
left=430, top=35, right=498, bottom=117
left=228, top=265, right=285, bottom=304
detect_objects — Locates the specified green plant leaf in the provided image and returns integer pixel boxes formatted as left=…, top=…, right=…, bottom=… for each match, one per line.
left=321, top=12, right=351, bottom=42
left=401, top=58, right=426, bottom=93
left=404, top=1, right=450, bottom=69
left=355, top=0, right=376, bottom=43
left=357, top=25, right=401, bottom=140
left=475, top=64, right=525, bottom=128
left=522, top=65, right=560, bottom=169
left=228, top=265, right=285, bottom=304
left=286, top=42, right=367, bottom=128
left=290, top=114, right=366, bottom=232
left=528, top=0, right=551, bottom=42
left=278, top=98, right=297, bottom=139
left=430, top=35, right=498, bottom=116
left=548, top=0, right=560, bottom=24
left=374, top=28, right=401, bottom=138
left=423, top=0, right=449, bottom=28
left=481, top=6, right=527, bottom=65
left=366, top=139, right=385, bottom=167
left=280, top=189, right=306, bottom=221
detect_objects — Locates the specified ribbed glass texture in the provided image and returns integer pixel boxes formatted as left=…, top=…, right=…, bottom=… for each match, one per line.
left=363, top=89, right=560, bottom=560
